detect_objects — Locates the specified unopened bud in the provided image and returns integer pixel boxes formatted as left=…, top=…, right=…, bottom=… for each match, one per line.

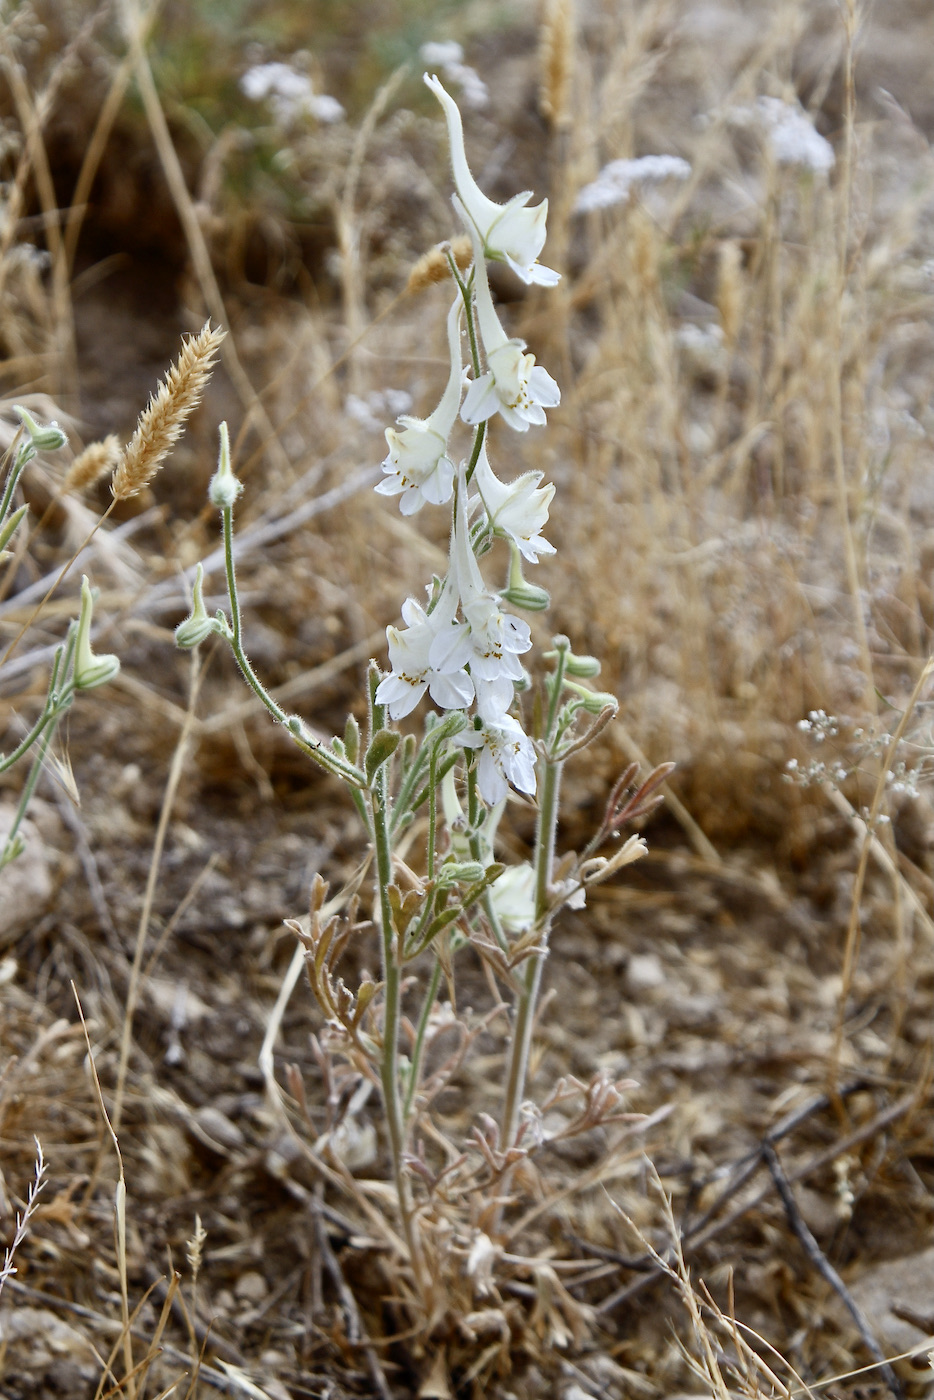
left=502, top=579, right=550, bottom=611
left=208, top=422, right=242, bottom=510
left=175, top=563, right=219, bottom=648
left=436, top=860, right=486, bottom=888
left=0, top=503, right=29, bottom=560
left=576, top=689, right=617, bottom=715
left=564, top=652, right=601, bottom=679
left=74, top=576, right=120, bottom=689
left=15, top=406, right=67, bottom=452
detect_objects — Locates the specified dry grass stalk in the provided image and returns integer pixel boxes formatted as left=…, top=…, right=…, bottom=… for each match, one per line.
left=406, top=236, right=474, bottom=295
left=64, top=434, right=121, bottom=494
left=111, top=322, right=225, bottom=500
left=539, top=0, right=575, bottom=131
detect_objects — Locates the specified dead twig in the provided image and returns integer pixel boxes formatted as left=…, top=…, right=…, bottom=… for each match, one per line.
left=763, top=1142, right=904, bottom=1400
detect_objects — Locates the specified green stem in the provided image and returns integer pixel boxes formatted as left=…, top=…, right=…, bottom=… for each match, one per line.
left=370, top=763, right=427, bottom=1295
left=500, top=753, right=563, bottom=1150
left=220, top=506, right=363, bottom=787
left=404, top=957, right=443, bottom=1124
left=0, top=716, right=58, bottom=871
left=0, top=446, right=31, bottom=527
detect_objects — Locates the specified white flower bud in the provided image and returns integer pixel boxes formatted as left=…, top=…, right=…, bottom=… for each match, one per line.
left=208, top=422, right=242, bottom=510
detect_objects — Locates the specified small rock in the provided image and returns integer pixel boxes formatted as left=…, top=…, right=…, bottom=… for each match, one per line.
left=625, top=952, right=665, bottom=993
left=235, top=1270, right=268, bottom=1303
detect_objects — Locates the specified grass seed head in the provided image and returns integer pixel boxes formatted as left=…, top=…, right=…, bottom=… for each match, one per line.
left=111, top=321, right=226, bottom=500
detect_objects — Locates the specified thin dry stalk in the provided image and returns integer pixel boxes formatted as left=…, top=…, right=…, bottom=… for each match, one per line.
left=112, top=650, right=204, bottom=1132
left=116, top=0, right=290, bottom=477
left=111, top=323, right=225, bottom=500
left=0, top=49, right=78, bottom=398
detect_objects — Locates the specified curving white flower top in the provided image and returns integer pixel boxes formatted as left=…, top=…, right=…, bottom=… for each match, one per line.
left=375, top=297, right=464, bottom=514
left=425, top=73, right=559, bottom=287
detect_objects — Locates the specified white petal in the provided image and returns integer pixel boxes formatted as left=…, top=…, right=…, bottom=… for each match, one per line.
left=461, top=373, right=499, bottom=425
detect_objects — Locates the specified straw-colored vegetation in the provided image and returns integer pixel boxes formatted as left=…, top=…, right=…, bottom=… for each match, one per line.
left=1, top=0, right=932, bottom=1397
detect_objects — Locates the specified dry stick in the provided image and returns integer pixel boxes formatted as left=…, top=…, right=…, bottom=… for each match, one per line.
left=6, top=1280, right=233, bottom=1393
left=312, top=1204, right=393, bottom=1400
left=116, top=0, right=290, bottom=477
left=763, top=1142, right=904, bottom=1400
left=73, top=985, right=137, bottom=1400
left=335, top=63, right=409, bottom=397
left=831, top=653, right=934, bottom=1096
left=112, top=650, right=203, bottom=1132
left=1, top=52, right=79, bottom=401
left=597, top=1088, right=919, bottom=1313
left=62, top=0, right=164, bottom=278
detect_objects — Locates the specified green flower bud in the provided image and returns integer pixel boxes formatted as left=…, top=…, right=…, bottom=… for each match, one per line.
left=436, top=860, right=486, bottom=888
left=0, top=503, right=29, bottom=561
left=175, top=563, right=219, bottom=648
left=503, top=541, right=550, bottom=611
left=15, top=406, right=67, bottom=452
left=501, top=579, right=550, bottom=611
left=574, top=687, right=617, bottom=715
left=564, top=652, right=601, bottom=679
left=74, top=576, right=120, bottom=690
left=208, top=422, right=242, bottom=510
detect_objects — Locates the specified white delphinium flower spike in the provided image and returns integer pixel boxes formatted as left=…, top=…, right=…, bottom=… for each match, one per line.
left=460, top=218, right=560, bottom=432
left=424, top=73, right=559, bottom=286
left=376, top=298, right=465, bottom=514
left=429, top=471, right=532, bottom=720
left=375, top=580, right=474, bottom=719
left=458, top=712, right=537, bottom=805
left=472, top=439, right=555, bottom=562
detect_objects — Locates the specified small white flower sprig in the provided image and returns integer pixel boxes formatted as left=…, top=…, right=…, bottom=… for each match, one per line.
left=178, top=74, right=658, bottom=1304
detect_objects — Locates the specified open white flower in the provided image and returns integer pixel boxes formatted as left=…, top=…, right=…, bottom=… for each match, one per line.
left=375, top=298, right=464, bottom=514
left=488, top=862, right=537, bottom=932
left=472, top=440, right=555, bottom=562
left=460, top=220, right=560, bottom=432
left=425, top=73, right=559, bottom=286
left=458, top=712, right=537, bottom=804
left=375, top=584, right=473, bottom=719
left=427, top=473, right=531, bottom=718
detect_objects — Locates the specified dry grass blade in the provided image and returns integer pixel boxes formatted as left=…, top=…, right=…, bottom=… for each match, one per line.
left=111, top=322, right=225, bottom=500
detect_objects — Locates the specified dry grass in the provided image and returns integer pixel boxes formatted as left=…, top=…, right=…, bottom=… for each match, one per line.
left=1, top=0, right=933, bottom=1396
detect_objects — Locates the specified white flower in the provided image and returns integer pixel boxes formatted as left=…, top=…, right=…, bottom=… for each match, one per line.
left=574, top=154, right=691, bottom=214
left=756, top=96, right=834, bottom=174
left=424, top=73, right=558, bottom=286
left=458, top=713, right=537, bottom=804
left=427, top=474, right=531, bottom=718
left=420, top=41, right=488, bottom=109
left=375, top=298, right=464, bottom=514
left=375, top=585, right=474, bottom=719
left=472, top=440, right=555, bottom=562
left=240, top=62, right=344, bottom=125
left=460, top=221, right=560, bottom=432
left=488, top=862, right=537, bottom=932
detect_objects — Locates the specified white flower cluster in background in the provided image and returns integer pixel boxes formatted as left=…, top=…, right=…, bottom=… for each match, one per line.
left=574, top=154, right=691, bottom=214
left=374, top=73, right=565, bottom=803
left=240, top=61, right=345, bottom=125
left=732, top=97, right=835, bottom=174
left=420, top=41, right=488, bottom=110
